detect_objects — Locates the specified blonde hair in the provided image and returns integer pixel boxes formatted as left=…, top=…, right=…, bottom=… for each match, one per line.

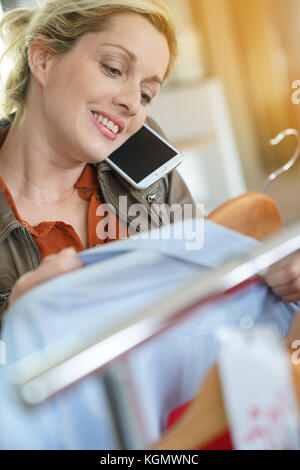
left=0, top=0, right=178, bottom=128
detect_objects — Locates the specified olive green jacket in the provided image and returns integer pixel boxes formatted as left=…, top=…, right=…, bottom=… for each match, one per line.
left=0, top=116, right=196, bottom=323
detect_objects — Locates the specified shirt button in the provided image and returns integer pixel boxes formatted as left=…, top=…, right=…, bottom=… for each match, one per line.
left=239, top=316, right=254, bottom=330
left=82, top=188, right=89, bottom=195
left=96, top=192, right=101, bottom=201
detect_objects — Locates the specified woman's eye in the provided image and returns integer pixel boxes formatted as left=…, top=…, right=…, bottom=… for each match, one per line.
left=102, top=63, right=152, bottom=105
left=141, top=93, right=152, bottom=105
left=102, top=64, right=122, bottom=77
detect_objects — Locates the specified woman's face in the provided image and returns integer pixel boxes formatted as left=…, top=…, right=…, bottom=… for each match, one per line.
left=34, top=12, right=170, bottom=164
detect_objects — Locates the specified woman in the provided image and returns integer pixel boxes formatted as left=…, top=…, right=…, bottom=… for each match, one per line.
left=0, top=0, right=197, bottom=320
left=0, top=0, right=299, bottom=323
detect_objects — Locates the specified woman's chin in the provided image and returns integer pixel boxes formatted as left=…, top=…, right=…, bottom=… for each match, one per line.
left=81, top=144, right=109, bottom=164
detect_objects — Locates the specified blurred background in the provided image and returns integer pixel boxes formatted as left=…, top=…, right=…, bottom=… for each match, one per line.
left=1, top=0, right=300, bottom=224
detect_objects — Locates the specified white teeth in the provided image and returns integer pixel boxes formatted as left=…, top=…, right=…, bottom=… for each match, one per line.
left=93, top=112, right=120, bottom=134
left=107, top=120, right=114, bottom=130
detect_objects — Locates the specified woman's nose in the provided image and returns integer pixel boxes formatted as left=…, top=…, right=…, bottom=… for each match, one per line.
left=113, top=83, right=141, bottom=116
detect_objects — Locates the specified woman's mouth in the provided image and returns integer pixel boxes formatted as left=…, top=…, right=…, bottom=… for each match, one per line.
left=90, top=111, right=120, bottom=141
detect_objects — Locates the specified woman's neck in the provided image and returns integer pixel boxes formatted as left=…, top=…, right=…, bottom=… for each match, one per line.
left=0, top=118, right=87, bottom=207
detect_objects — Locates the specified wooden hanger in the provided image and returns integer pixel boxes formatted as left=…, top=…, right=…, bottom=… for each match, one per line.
left=153, top=363, right=226, bottom=450
left=208, top=192, right=282, bottom=240
left=153, top=356, right=300, bottom=450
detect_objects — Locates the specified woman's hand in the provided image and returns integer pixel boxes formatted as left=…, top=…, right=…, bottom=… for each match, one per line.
left=265, top=251, right=300, bottom=303
left=9, top=247, right=84, bottom=306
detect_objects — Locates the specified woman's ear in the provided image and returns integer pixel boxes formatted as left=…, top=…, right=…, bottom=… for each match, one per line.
left=27, top=35, right=55, bottom=86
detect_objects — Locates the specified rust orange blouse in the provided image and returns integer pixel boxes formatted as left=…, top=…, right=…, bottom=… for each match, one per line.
left=0, top=127, right=128, bottom=260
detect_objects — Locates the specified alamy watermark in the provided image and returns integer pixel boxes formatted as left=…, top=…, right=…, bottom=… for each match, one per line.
left=290, top=339, right=300, bottom=365
left=291, top=80, right=300, bottom=104
left=95, top=196, right=205, bottom=251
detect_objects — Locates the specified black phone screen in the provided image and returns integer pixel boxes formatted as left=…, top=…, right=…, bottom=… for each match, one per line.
left=106, top=125, right=178, bottom=183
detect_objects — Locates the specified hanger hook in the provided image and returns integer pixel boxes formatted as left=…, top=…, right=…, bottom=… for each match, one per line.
left=261, top=129, right=300, bottom=193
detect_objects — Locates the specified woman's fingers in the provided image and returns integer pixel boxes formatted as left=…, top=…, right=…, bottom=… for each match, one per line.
left=9, top=247, right=84, bottom=305
left=265, top=252, right=300, bottom=286
left=265, top=252, right=300, bottom=302
left=271, top=279, right=300, bottom=296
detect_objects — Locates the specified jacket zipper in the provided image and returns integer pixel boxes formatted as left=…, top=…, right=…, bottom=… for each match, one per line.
left=147, top=191, right=165, bottom=226
left=147, top=189, right=161, bottom=204
left=19, top=226, right=41, bottom=269
left=0, top=290, right=10, bottom=302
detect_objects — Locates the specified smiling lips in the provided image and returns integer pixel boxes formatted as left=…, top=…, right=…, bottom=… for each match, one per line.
left=93, top=110, right=125, bottom=131
left=91, top=110, right=125, bottom=141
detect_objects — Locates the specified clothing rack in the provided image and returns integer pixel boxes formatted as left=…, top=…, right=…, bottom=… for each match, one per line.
left=8, top=221, right=300, bottom=449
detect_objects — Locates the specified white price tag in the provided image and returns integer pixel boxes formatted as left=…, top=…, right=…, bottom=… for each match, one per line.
left=217, top=326, right=300, bottom=450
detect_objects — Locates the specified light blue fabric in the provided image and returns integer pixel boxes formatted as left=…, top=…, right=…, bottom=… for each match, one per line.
left=0, top=220, right=297, bottom=449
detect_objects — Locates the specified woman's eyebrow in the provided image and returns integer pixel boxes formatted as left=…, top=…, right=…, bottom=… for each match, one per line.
left=100, top=42, right=137, bottom=62
left=99, top=42, right=163, bottom=86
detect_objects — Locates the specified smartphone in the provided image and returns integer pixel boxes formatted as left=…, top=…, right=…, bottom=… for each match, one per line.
left=105, top=123, right=183, bottom=189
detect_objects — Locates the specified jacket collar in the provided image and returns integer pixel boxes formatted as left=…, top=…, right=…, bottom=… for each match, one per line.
left=0, top=187, right=21, bottom=241
left=0, top=121, right=21, bottom=240
left=95, top=159, right=166, bottom=203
